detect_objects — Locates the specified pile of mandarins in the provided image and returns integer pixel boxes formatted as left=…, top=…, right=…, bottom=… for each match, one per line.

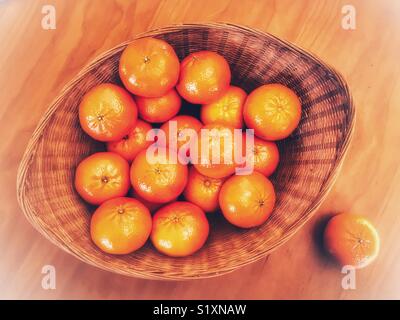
left=74, top=36, right=383, bottom=269
left=74, top=37, right=381, bottom=269
left=75, top=37, right=302, bottom=257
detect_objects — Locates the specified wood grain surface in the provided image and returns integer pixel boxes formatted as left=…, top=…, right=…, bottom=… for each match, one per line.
left=1, top=0, right=400, bottom=299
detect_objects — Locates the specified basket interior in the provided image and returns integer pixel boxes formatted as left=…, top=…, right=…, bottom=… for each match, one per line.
left=18, top=24, right=353, bottom=279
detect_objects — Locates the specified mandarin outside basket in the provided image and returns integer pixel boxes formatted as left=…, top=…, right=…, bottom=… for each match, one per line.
left=16, top=23, right=355, bottom=280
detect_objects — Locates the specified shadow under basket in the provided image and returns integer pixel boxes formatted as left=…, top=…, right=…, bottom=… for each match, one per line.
left=16, top=23, right=355, bottom=280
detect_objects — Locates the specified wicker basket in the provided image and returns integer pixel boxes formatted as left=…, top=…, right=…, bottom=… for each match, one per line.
left=16, top=23, right=354, bottom=280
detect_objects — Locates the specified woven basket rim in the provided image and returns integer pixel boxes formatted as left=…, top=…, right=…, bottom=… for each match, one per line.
left=16, top=23, right=355, bottom=280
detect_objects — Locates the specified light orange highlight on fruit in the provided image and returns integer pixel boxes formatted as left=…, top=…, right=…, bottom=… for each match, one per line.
left=130, top=148, right=188, bottom=203
left=107, top=119, right=153, bottom=162
left=119, top=37, right=180, bottom=97
left=243, top=83, right=301, bottom=141
left=79, top=83, right=137, bottom=142
left=219, top=172, right=276, bottom=228
left=90, top=197, right=152, bottom=254
left=74, top=152, right=130, bottom=205
left=193, top=124, right=242, bottom=179
left=183, top=166, right=225, bottom=213
left=151, top=201, right=209, bottom=257
left=243, top=135, right=280, bottom=177
left=176, top=51, right=231, bottom=104
left=159, top=115, right=203, bottom=157
left=324, top=213, right=380, bottom=269
left=135, top=89, right=181, bottom=123
left=201, top=85, right=246, bottom=128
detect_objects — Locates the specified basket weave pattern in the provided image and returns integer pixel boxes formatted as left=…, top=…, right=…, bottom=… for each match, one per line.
left=17, top=23, right=354, bottom=280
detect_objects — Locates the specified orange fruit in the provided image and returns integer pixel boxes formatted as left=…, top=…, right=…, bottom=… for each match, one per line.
left=324, top=213, right=380, bottom=269
left=106, top=119, right=153, bottom=162
left=201, top=85, right=246, bottom=128
left=183, top=167, right=225, bottom=213
left=219, top=172, right=276, bottom=228
left=151, top=201, right=209, bottom=257
left=243, top=135, right=279, bottom=177
left=159, top=115, right=203, bottom=158
left=128, top=189, right=164, bottom=213
left=135, top=89, right=181, bottom=123
left=130, top=148, right=188, bottom=203
left=79, top=83, right=137, bottom=142
left=243, top=83, right=301, bottom=141
left=193, top=124, right=242, bottom=179
left=176, top=51, right=231, bottom=104
left=90, top=197, right=152, bottom=254
left=119, top=37, right=180, bottom=97
left=74, top=152, right=130, bottom=205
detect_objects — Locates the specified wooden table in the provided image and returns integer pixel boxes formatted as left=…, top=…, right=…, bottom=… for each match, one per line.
left=1, top=0, right=400, bottom=300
